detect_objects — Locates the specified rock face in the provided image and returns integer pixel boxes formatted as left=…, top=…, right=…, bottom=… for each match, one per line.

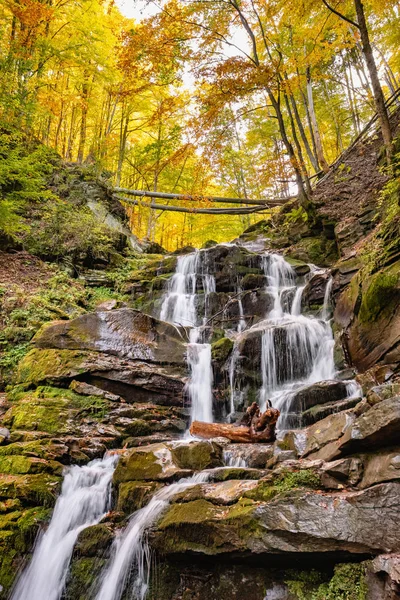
left=33, top=309, right=187, bottom=365
left=334, top=260, right=400, bottom=372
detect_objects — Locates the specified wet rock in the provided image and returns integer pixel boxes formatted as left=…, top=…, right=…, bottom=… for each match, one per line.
left=205, top=467, right=267, bottom=482
left=302, top=410, right=355, bottom=459
left=223, top=443, right=274, bottom=468
left=367, top=554, right=400, bottom=600
left=33, top=309, right=187, bottom=365
left=360, top=449, right=400, bottom=489
left=241, top=273, right=266, bottom=290
left=301, top=395, right=361, bottom=426
left=152, top=482, right=400, bottom=556
left=170, top=441, right=223, bottom=471
left=74, top=523, right=113, bottom=557
left=366, top=383, right=400, bottom=406
left=69, top=380, right=121, bottom=402
left=0, top=428, right=10, bottom=445
left=172, top=479, right=259, bottom=505
left=116, top=480, right=162, bottom=513
left=334, top=261, right=400, bottom=371
left=338, top=396, right=400, bottom=455
left=321, top=457, right=363, bottom=488
left=301, top=271, right=330, bottom=311
left=17, top=348, right=185, bottom=406
left=290, top=380, right=348, bottom=412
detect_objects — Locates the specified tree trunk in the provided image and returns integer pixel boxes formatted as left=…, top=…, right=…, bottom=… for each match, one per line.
left=190, top=418, right=278, bottom=443
left=284, top=92, right=312, bottom=195
left=306, top=67, right=330, bottom=173
left=266, top=86, right=310, bottom=210
left=354, top=0, right=392, bottom=161
left=77, top=72, right=90, bottom=163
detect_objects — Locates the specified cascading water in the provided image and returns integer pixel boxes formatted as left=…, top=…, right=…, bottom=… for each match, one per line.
left=159, top=251, right=215, bottom=424
left=94, top=472, right=209, bottom=600
left=258, top=255, right=336, bottom=426
left=10, top=455, right=117, bottom=600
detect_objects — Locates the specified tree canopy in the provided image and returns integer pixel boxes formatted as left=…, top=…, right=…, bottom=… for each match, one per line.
left=0, top=0, right=398, bottom=249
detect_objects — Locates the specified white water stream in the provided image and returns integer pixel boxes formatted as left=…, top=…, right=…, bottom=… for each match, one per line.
left=160, top=251, right=215, bottom=423
left=10, top=455, right=117, bottom=600
left=94, top=472, right=209, bottom=600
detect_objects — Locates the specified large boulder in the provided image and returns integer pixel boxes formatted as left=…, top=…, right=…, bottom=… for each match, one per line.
left=17, top=349, right=186, bottom=406
left=334, top=261, right=400, bottom=371
left=33, top=309, right=187, bottom=365
left=151, top=480, right=400, bottom=556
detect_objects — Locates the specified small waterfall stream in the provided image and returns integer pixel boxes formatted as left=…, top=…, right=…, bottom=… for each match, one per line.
left=94, top=472, right=209, bottom=600
left=159, top=251, right=216, bottom=423
left=10, top=455, right=117, bottom=600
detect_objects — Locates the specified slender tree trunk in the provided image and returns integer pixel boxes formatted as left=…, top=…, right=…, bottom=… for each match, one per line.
left=266, top=86, right=310, bottom=209
left=354, top=0, right=392, bottom=160
left=77, top=72, right=90, bottom=163
left=289, top=91, right=319, bottom=172
left=306, top=67, right=329, bottom=173
left=300, top=84, right=319, bottom=169
left=284, top=92, right=312, bottom=195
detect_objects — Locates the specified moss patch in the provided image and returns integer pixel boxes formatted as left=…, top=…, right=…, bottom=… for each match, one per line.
left=113, top=449, right=163, bottom=483
left=211, top=337, right=234, bottom=364
left=358, top=263, right=400, bottom=324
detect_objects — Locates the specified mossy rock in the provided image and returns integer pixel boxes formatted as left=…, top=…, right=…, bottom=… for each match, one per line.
left=17, top=348, right=87, bottom=386
left=121, top=419, right=153, bottom=437
left=211, top=338, right=234, bottom=364
left=358, top=262, right=400, bottom=325
left=288, top=236, right=338, bottom=267
left=64, top=557, right=106, bottom=600
left=240, top=273, right=266, bottom=290
left=0, top=505, right=51, bottom=596
left=170, top=441, right=223, bottom=471
left=74, top=523, right=113, bottom=557
left=117, top=480, right=162, bottom=514
left=0, top=473, right=60, bottom=507
left=113, top=447, right=163, bottom=484
left=0, top=455, right=62, bottom=476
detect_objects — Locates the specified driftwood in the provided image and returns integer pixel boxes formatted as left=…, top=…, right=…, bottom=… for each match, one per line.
left=190, top=403, right=280, bottom=443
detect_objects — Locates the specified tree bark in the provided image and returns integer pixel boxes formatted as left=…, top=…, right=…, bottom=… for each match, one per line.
left=306, top=67, right=330, bottom=173
left=190, top=414, right=279, bottom=443
left=354, top=0, right=392, bottom=161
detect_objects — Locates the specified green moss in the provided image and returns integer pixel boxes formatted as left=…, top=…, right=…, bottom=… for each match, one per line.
left=211, top=337, right=234, bottom=363
left=171, top=441, right=223, bottom=471
left=0, top=474, right=60, bottom=507
left=117, top=480, right=162, bottom=513
left=17, top=348, right=86, bottom=385
left=358, top=264, right=400, bottom=324
left=74, top=524, right=113, bottom=557
left=246, top=469, right=321, bottom=502
left=0, top=505, right=51, bottom=594
left=316, top=563, right=368, bottom=600
left=113, top=449, right=163, bottom=483
left=0, top=455, right=61, bottom=476
left=158, top=499, right=217, bottom=529
left=64, top=557, right=106, bottom=600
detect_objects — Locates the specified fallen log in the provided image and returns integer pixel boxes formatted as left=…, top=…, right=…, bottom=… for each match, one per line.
left=190, top=406, right=280, bottom=443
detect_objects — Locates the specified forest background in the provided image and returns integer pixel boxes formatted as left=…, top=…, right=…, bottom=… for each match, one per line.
left=0, top=0, right=398, bottom=251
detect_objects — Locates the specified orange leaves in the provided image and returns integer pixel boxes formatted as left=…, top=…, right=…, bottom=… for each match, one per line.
left=8, top=0, right=53, bottom=31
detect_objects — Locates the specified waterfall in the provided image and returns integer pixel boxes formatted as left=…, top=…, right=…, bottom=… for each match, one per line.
left=94, top=472, right=209, bottom=600
left=186, top=330, right=214, bottom=423
left=10, top=455, right=117, bottom=600
left=257, top=254, right=336, bottom=426
left=160, top=250, right=216, bottom=424
left=159, top=252, right=199, bottom=327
